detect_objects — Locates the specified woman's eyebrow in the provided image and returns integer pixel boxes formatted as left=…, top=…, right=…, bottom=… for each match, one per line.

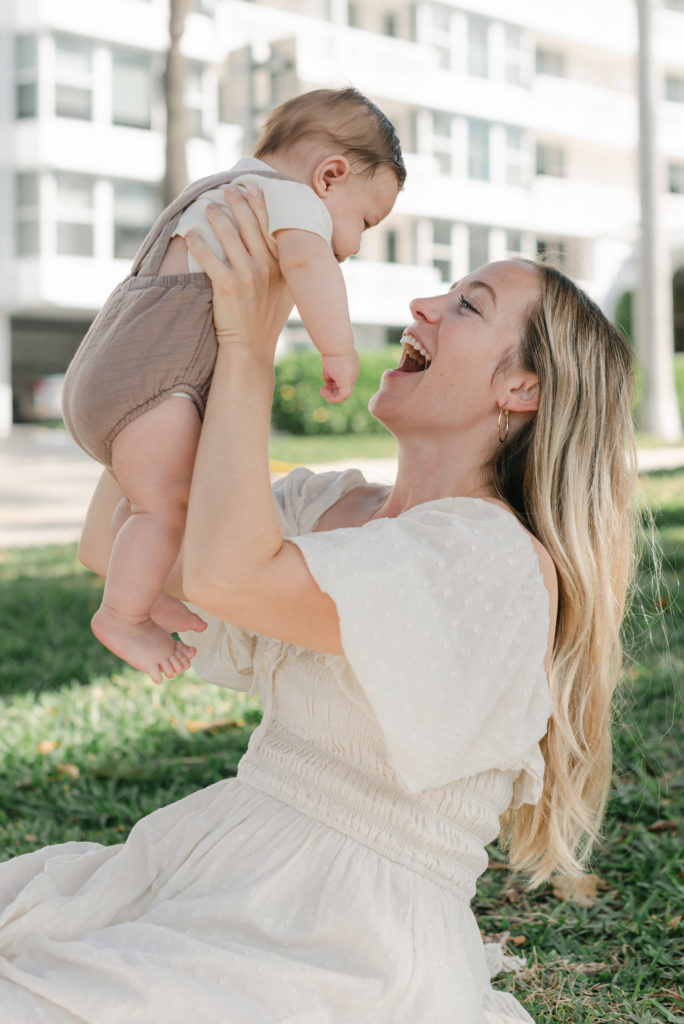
left=447, top=279, right=497, bottom=307
left=467, top=280, right=497, bottom=307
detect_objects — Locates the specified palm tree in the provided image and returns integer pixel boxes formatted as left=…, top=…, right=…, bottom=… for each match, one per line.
left=636, top=0, right=682, bottom=440
left=163, top=0, right=190, bottom=207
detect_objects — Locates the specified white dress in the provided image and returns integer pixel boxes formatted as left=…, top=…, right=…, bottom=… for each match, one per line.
left=0, top=469, right=552, bottom=1024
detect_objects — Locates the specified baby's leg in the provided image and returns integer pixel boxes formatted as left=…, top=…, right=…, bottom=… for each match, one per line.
left=150, top=591, right=207, bottom=635
left=110, top=494, right=207, bottom=635
left=92, top=397, right=201, bottom=684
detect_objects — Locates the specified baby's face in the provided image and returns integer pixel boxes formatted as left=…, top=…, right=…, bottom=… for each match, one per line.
left=323, top=166, right=399, bottom=263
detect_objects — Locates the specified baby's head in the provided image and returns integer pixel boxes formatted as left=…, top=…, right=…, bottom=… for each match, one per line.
left=254, top=87, right=405, bottom=261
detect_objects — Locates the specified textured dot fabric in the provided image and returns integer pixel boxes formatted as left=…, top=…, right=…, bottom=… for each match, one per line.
left=0, top=468, right=551, bottom=1023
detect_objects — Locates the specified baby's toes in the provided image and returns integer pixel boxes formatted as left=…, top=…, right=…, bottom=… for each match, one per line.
left=177, top=640, right=196, bottom=659
left=149, top=663, right=163, bottom=686
left=186, top=611, right=207, bottom=633
left=171, top=642, right=195, bottom=673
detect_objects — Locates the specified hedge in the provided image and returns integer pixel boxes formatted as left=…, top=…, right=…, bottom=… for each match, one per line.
left=272, top=345, right=401, bottom=435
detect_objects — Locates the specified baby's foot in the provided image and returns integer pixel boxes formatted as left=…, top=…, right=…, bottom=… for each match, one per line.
left=151, top=592, right=207, bottom=635
left=91, top=604, right=197, bottom=685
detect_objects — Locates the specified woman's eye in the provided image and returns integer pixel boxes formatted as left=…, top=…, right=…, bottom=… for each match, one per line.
left=458, top=294, right=477, bottom=313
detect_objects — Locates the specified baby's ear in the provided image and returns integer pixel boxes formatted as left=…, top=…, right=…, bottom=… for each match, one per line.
left=312, top=155, right=351, bottom=196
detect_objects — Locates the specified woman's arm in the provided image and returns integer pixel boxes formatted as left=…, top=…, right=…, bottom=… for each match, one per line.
left=182, top=189, right=343, bottom=655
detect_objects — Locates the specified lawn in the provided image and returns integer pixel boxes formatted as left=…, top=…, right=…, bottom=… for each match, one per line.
left=0, top=469, right=682, bottom=1022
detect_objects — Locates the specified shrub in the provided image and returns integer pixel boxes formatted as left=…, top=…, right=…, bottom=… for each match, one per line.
left=272, top=345, right=401, bottom=435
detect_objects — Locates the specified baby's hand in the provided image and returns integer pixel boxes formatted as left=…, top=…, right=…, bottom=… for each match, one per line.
left=320, top=351, right=361, bottom=403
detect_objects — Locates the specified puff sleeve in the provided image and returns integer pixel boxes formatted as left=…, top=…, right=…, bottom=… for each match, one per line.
left=289, top=498, right=552, bottom=798
left=181, top=611, right=260, bottom=693
left=181, top=468, right=366, bottom=691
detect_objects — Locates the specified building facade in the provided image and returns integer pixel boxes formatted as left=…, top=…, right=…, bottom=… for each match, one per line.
left=1, top=0, right=684, bottom=432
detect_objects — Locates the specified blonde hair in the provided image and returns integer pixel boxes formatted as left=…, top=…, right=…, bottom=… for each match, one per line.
left=490, top=260, right=639, bottom=885
left=253, top=87, right=406, bottom=188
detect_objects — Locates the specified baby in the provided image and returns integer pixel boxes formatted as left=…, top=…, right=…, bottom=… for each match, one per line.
left=62, top=86, right=405, bottom=684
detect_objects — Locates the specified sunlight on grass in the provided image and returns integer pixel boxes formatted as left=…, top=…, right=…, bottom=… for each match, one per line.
left=268, top=430, right=397, bottom=465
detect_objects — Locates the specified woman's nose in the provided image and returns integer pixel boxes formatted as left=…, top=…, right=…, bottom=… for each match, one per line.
left=409, top=295, right=441, bottom=323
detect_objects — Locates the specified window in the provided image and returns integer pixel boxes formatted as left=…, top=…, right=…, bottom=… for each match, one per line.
left=467, top=16, right=489, bottom=78
left=433, top=110, right=452, bottom=137
left=468, top=226, right=489, bottom=271
left=536, top=143, right=565, bottom=177
left=665, top=0, right=684, bottom=10
left=113, top=50, right=153, bottom=129
left=433, top=220, right=452, bottom=246
left=15, top=172, right=39, bottom=256
left=186, top=62, right=210, bottom=139
left=431, top=5, right=451, bottom=31
left=15, top=35, right=38, bottom=119
left=427, top=5, right=453, bottom=70
left=55, top=172, right=94, bottom=256
left=114, top=181, right=161, bottom=258
left=665, top=75, right=684, bottom=102
left=429, top=110, right=453, bottom=174
left=383, top=12, right=398, bottom=37
left=431, top=219, right=453, bottom=281
left=505, top=25, right=529, bottom=87
left=468, top=120, right=490, bottom=181
left=535, top=47, right=566, bottom=77
left=536, top=238, right=566, bottom=264
left=385, top=229, right=398, bottom=264
left=505, top=230, right=524, bottom=255
left=505, top=126, right=528, bottom=186
left=669, top=163, right=684, bottom=194
left=55, top=36, right=93, bottom=120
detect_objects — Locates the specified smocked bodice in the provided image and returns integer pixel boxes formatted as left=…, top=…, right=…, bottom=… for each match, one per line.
left=238, top=643, right=519, bottom=901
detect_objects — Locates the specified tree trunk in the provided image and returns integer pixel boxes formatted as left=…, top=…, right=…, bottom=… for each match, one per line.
left=636, top=0, right=682, bottom=440
left=163, top=0, right=190, bottom=207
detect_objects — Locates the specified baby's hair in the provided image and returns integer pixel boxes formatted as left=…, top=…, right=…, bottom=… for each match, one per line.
left=254, top=87, right=406, bottom=189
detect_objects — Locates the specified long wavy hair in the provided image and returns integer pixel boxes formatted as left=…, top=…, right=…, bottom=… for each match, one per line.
left=490, top=259, right=639, bottom=884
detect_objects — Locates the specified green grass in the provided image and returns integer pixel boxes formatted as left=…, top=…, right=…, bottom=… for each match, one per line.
left=0, top=473, right=682, bottom=1022
left=269, top=429, right=397, bottom=465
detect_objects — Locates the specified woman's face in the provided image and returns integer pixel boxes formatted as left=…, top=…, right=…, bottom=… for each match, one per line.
left=370, top=260, right=542, bottom=438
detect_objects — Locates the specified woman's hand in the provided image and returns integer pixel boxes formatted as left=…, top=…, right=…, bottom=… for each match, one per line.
left=185, top=186, right=292, bottom=362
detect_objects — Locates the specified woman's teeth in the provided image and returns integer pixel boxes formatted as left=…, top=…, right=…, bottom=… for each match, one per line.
left=400, top=334, right=432, bottom=370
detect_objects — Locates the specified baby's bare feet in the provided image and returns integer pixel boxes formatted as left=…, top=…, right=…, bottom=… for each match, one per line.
left=91, top=604, right=197, bottom=685
left=151, top=592, right=207, bottom=635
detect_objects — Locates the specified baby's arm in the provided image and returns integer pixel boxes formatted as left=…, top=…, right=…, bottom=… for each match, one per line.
left=276, top=229, right=360, bottom=402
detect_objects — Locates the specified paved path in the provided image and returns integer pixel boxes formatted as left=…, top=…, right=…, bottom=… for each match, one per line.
left=1, top=425, right=683, bottom=549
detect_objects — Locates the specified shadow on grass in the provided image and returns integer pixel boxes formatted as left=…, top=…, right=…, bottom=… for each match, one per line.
left=0, top=716, right=259, bottom=859
left=0, top=544, right=130, bottom=696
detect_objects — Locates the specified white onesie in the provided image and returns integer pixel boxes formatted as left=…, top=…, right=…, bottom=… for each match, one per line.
left=174, top=156, right=333, bottom=273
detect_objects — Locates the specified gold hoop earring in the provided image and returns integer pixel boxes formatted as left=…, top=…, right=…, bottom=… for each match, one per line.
left=497, top=408, right=509, bottom=443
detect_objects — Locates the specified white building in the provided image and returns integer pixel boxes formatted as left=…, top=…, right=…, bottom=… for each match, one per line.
left=1, top=0, right=684, bottom=433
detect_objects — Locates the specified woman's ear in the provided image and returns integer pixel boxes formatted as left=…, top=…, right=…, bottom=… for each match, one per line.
left=311, top=155, right=351, bottom=197
left=502, top=372, right=539, bottom=414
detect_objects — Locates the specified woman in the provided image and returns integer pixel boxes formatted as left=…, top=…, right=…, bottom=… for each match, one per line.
left=0, top=189, right=637, bottom=1024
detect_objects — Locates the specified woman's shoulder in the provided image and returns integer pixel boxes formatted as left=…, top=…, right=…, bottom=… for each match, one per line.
left=271, top=466, right=372, bottom=535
